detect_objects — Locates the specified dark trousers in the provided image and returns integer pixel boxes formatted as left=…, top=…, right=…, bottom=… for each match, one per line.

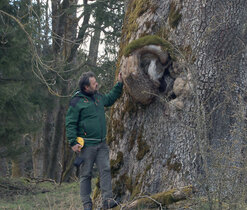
left=79, top=141, right=113, bottom=205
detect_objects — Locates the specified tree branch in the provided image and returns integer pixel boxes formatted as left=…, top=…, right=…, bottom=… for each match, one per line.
left=52, top=0, right=70, bottom=54
left=67, top=0, right=91, bottom=62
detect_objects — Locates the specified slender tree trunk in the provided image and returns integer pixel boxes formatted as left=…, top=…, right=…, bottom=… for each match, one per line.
left=11, top=159, right=24, bottom=178
left=11, top=136, right=28, bottom=178
left=87, top=13, right=103, bottom=66
left=47, top=89, right=68, bottom=181
left=43, top=0, right=51, bottom=55
left=0, top=158, right=8, bottom=176
left=107, top=0, right=247, bottom=205
left=42, top=109, right=55, bottom=177
left=32, top=133, right=44, bottom=178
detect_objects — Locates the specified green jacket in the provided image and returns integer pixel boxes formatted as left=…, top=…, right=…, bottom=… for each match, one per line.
left=65, top=82, right=123, bottom=147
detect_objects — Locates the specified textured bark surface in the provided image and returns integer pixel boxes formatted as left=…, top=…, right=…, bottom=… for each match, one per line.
left=108, top=0, right=247, bottom=203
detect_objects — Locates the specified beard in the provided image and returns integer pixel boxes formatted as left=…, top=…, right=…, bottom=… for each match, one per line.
left=87, top=89, right=98, bottom=95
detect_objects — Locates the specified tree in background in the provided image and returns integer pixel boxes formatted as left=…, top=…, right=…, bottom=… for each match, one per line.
left=0, top=0, right=44, bottom=177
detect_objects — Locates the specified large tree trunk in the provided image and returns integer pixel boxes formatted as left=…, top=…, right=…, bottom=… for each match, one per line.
left=108, top=0, right=247, bottom=206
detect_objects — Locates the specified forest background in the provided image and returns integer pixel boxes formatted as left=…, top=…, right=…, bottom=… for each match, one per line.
left=0, top=0, right=124, bottom=180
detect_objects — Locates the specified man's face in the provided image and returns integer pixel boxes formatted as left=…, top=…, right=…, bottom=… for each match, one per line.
left=85, top=77, right=98, bottom=94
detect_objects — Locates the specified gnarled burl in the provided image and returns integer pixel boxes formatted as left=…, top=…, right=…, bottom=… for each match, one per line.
left=121, top=45, right=169, bottom=105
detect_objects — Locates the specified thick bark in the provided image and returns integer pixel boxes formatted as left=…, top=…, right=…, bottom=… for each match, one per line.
left=108, top=0, right=247, bottom=205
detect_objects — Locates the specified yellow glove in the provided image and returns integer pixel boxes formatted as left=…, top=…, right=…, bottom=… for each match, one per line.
left=77, top=137, right=85, bottom=151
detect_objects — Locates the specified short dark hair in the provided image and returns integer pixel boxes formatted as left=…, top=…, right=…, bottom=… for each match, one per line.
left=79, top=71, right=95, bottom=91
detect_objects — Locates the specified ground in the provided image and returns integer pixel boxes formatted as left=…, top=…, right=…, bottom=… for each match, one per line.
left=0, top=177, right=238, bottom=209
left=0, top=177, right=82, bottom=209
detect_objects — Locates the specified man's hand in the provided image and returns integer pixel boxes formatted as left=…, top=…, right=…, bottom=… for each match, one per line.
left=72, top=144, right=82, bottom=152
left=118, top=72, right=123, bottom=83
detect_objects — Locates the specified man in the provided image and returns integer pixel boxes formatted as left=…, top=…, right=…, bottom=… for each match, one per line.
left=65, top=71, right=123, bottom=210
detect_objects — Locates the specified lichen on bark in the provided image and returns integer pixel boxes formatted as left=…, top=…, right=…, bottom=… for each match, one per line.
left=110, top=151, right=124, bottom=178
left=168, top=1, right=182, bottom=28
left=123, top=0, right=151, bottom=42
left=108, top=0, right=247, bottom=207
left=136, top=128, right=150, bottom=160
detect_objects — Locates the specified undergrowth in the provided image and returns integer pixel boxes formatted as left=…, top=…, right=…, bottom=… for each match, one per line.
left=0, top=177, right=82, bottom=209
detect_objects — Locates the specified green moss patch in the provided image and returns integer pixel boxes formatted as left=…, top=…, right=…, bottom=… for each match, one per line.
left=136, top=127, right=150, bottom=161
left=123, top=35, right=177, bottom=60
left=167, top=154, right=182, bottom=172
left=107, top=111, right=124, bottom=146
left=123, top=0, right=151, bottom=42
left=157, top=27, right=171, bottom=40
left=168, top=1, right=182, bottom=28
left=110, top=151, right=124, bottom=178
left=131, top=182, right=142, bottom=200
left=92, top=177, right=100, bottom=201
left=130, top=173, right=142, bottom=199
left=124, top=35, right=168, bottom=56
left=113, top=173, right=133, bottom=199
left=131, top=186, right=194, bottom=208
left=128, top=129, right=137, bottom=152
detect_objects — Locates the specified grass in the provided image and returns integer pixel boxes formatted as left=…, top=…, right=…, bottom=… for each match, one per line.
left=0, top=177, right=83, bottom=210
left=2, top=178, right=246, bottom=209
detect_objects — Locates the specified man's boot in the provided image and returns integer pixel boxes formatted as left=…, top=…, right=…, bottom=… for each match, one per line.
left=83, top=202, right=92, bottom=210
left=102, top=199, right=118, bottom=209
